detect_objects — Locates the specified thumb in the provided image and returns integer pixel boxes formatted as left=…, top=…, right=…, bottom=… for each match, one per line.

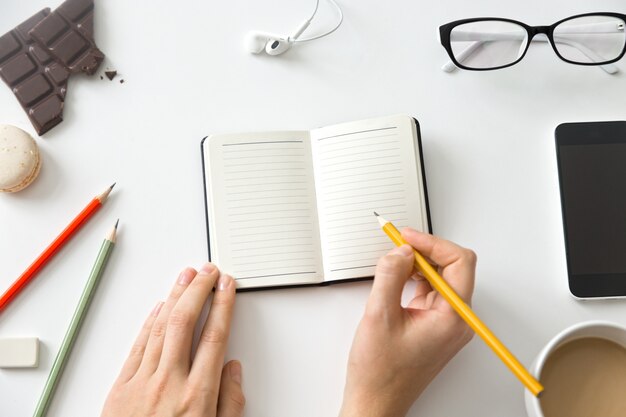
left=401, top=228, right=476, bottom=304
left=217, top=360, right=246, bottom=417
left=367, top=244, right=414, bottom=316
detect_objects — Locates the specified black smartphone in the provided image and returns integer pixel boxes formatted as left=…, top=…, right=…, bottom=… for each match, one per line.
left=556, top=121, right=626, bottom=299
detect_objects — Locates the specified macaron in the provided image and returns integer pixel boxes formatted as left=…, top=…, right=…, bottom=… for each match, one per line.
left=0, top=124, right=42, bottom=193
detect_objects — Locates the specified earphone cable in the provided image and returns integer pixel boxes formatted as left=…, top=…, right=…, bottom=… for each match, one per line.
left=291, top=0, right=343, bottom=43
left=308, top=0, right=321, bottom=22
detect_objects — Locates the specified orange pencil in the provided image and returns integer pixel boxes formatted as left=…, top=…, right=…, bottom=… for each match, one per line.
left=0, top=184, right=115, bottom=312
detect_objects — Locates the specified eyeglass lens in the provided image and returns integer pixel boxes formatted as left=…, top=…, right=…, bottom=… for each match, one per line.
left=553, top=15, right=626, bottom=64
left=449, top=21, right=529, bottom=69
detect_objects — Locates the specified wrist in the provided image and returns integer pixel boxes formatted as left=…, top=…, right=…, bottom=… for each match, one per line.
left=339, top=392, right=410, bottom=417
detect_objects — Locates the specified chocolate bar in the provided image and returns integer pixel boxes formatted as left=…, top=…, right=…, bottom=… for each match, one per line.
left=0, top=9, right=68, bottom=135
left=29, top=0, right=104, bottom=75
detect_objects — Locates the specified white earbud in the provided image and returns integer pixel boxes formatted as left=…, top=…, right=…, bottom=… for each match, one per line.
left=245, top=31, right=290, bottom=54
left=244, top=0, right=343, bottom=57
left=265, top=36, right=293, bottom=55
left=246, top=19, right=311, bottom=56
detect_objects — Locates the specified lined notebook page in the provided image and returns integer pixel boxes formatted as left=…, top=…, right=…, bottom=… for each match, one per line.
left=204, top=132, right=324, bottom=289
left=310, top=115, right=428, bottom=281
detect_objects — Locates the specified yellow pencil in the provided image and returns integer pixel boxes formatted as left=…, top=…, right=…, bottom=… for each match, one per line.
left=374, top=212, right=544, bottom=397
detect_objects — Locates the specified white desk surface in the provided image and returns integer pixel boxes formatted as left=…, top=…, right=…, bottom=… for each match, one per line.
left=2, top=0, right=626, bottom=416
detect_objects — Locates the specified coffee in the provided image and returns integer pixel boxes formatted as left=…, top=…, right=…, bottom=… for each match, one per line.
left=539, top=337, right=626, bottom=417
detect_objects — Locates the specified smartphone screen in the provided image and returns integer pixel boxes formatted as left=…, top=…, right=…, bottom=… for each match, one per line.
left=556, top=121, right=626, bottom=298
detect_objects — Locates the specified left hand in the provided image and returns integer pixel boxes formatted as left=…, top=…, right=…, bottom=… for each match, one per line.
left=100, top=263, right=245, bottom=417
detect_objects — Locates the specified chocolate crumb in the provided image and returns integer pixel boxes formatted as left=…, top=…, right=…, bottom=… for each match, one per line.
left=120, top=79, right=124, bottom=84
left=105, top=70, right=117, bottom=81
left=100, top=75, right=103, bottom=80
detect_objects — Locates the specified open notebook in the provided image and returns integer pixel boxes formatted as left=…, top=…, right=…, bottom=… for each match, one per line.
left=201, top=115, right=431, bottom=290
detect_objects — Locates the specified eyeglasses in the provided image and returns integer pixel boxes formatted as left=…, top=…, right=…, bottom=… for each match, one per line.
left=439, top=13, right=626, bottom=74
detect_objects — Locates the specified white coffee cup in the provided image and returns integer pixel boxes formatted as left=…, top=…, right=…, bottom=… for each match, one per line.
left=524, top=320, right=626, bottom=417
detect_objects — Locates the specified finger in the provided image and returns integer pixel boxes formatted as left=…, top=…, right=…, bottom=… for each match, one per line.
left=413, top=277, right=433, bottom=299
left=159, top=263, right=220, bottom=372
left=407, top=290, right=437, bottom=310
left=401, top=228, right=476, bottom=305
left=138, top=267, right=197, bottom=375
left=217, top=361, right=246, bottom=417
left=366, top=244, right=415, bottom=317
left=117, top=301, right=163, bottom=383
left=402, top=228, right=470, bottom=268
left=190, top=273, right=236, bottom=386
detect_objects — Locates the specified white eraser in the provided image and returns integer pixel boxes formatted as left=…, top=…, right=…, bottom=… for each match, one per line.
left=0, top=337, right=39, bottom=368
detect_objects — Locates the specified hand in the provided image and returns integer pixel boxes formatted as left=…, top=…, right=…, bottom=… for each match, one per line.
left=101, top=264, right=245, bottom=417
left=339, top=228, right=476, bottom=417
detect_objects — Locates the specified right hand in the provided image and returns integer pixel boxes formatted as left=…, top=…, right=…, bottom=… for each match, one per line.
left=339, top=228, right=477, bottom=417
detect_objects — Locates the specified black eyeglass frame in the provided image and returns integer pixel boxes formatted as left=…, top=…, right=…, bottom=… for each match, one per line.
left=439, top=12, right=626, bottom=71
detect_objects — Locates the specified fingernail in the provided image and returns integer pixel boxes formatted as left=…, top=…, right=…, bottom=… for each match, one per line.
left=218, top=274, right=232, bottom=291
left=177, top=268, right=195, bottom=285
left=230, top=361, right=242, bottom=384
left=198, top=263, right=215, bottom=275
left=151, top=301, right=164, bottom=317
left=390, top=244, right=413, bottom=257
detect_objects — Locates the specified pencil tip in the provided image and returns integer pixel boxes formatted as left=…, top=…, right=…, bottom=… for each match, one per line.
left=373, top=211, right=379, bottom=217
left=110, top=182, right=116, bottom=190
left=114, top=219, right=119, bottom=229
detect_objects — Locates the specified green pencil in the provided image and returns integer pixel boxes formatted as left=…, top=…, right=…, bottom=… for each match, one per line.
left=33, top=220, right=118, bottom=417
